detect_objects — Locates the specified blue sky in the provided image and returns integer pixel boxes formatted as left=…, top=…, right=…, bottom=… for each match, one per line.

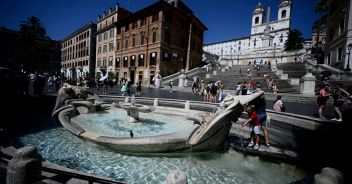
left=0, top=0, right=320, bottom=44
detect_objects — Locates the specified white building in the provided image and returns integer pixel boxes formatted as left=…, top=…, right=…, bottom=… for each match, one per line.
left=61, top=23, right=97, bottom=80
left=204, top=0, right=297, bottom=65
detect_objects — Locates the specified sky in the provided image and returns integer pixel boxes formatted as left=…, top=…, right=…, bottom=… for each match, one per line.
left=0, top=0, right=320, bottom=44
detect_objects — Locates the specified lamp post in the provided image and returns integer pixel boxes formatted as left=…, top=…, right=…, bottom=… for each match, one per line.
left=345, top=43, right=352, bottom=72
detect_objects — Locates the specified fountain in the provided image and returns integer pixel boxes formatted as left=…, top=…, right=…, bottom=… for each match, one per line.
left=112, top=95, right=155, bottom=123
left=11, top=83, right=307, bottom=183
left=51, top=84, right=266, bottom=154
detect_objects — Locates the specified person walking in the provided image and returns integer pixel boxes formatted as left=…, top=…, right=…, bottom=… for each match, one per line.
left=331, top=83, right=344, bottom=122
left=317, top=84, right=330, bottom=119
left=169, top=80, right=174, bottom=93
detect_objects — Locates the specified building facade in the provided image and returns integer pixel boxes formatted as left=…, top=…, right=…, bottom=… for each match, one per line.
left=95, top=0, right=206, bottom=85
left=312, top=15, right=327, bottom=48
left=203, top=0, right=292, bottom=64
left=324, top=0, right=352, bottom=71
left=60, top=23, right=96, bottom=80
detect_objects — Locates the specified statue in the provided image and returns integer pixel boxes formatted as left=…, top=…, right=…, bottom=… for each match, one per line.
left=178, top=69, right=186, bottom=88
left=153, top=71, right=162, bottom=88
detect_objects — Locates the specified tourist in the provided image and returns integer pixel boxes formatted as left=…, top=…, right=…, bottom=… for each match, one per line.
left=199, top=80, right=205, bottom=95
left=255, top=88, right=270, bottom=147
left=317, top=84, right=330, bottom=119
left=273, top=95, right=285, bottom=112
left=136, top=79, right=142, bottom=95
left=241, top=105, right=260, bottom=150
left=239, top=66, right=243, bottom=76
left=209, top=81, right=217, bottom=103
left=331, top=83, right=344, bottom=122
left=121, top=81, right=127, bottom=96
left=169, top=80, right=174, bottom=93
left=204, top=82, right=210, bottom=102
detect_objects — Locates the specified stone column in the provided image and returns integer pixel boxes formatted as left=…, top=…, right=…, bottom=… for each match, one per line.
left=7, top=146, right=42, bottom=184
left=300, top=72, right=316, bottom=96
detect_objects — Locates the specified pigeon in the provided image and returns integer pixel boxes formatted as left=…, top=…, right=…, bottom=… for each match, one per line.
left=129, top=130, right=134, bottom=138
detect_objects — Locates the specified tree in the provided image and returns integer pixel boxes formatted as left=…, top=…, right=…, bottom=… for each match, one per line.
left=284, top=29, right=304, bottom=51
left=19, top=16, right=46, bottom=39
left=18, top=16, right=49, bottom=73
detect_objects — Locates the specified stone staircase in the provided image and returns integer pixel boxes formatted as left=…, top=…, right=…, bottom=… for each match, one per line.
left=276, top=63, right=307, bottom=79
left=197, top=64, right=299, bottom=93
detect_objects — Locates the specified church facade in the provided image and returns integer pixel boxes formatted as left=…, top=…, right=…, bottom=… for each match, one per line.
left=203, top=0, right=294, bottom=65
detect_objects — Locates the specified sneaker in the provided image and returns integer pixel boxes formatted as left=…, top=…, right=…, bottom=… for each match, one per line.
left=336, top=119, right=342, bottom=122
left=247, top=142, right=254, bottom=147
left=265, top=143, right=271, bottom=147
left=254, top=144, right=259, bottom=150
left=331, top=118, right=337, bottom=121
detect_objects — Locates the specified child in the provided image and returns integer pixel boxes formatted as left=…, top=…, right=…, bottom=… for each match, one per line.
left=241, top=106, right=260, bottom=150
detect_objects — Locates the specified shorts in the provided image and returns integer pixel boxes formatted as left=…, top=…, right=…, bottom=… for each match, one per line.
left=251, top=126, right=261, bottom=135
left=317, top=96, right=328, bottom=106
left=260, top=120, right=267, bottom=126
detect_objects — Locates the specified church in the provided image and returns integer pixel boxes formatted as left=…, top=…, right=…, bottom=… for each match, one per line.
left=203, top=0, right=296, bottom=65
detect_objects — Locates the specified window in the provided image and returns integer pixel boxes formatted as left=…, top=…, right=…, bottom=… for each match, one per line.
left=132, top=36, right=136, bottom=47
left=138, top=54, right=144, bottom=67
left=109, top=42, right=114, bottom=51
left=108, top=57, right=113, bottom=66
left=141, top=35, right=145, bottom=45
left=340, top=16, right=345, bottom=34
left=103, top=44, right=107, bottom=53
left=132, top=22, right=137, bottom=29
left=338, top=47, right=343, bottom=61
left=140, top=18, right=146, bottom=26
left=112, top=16, right=115, bottom=23
left=130, top=55, right=136, bottom=66
left=103, top=58, right=107, bottom=67
left=97, top=46, right=101, bottom=54
left=98, top=34, right=102, bottom=42
left=116, top=40, right=120, bottom=50
left=115, top=57, right=120, bottom=68
left=254, top=38, right=257, bottom=47
left=97, top=59, right=101, bottom=67
left=110, top=29, right=114, bottom=38
left=152, top=31, right=157, bottom=43
left=152, top=13, right=159, bottom=22
left=105, top=20, right=108, bottom=27
left=150, top=52, right=157, bottom=66
left=123, top=56, right=128, bottom=67
left=103, top=32, right=108, bottom=40
left=281, top=10, right=287, bottom=19
left=125, top=25, right=129, bottom=32
left=125, top=39, right=128, bottom=49
left=255, top=17, right=259, bottom=24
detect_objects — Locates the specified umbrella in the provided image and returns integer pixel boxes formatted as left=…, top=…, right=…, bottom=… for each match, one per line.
left=321, top=71, right=332, bottom=77
left=99, top=75, right=108, bottom=81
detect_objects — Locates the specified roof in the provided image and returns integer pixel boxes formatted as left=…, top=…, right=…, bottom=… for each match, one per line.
left=61, top=22, right=96, bottom=42
left=96, top=0, right=207, bottom=34
left=204, top=36, right=250, bottom=46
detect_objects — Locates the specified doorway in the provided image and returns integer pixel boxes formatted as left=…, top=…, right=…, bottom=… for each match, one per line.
left=130, top=70, right=135, bottom=84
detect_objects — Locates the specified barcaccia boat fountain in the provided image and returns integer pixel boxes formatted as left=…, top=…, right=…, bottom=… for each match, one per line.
left=52, top=83, right=264, bottom=154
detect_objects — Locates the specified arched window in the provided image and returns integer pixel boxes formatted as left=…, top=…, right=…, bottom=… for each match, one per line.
left=281, top=10, right=287, bottom=19
left=255, top=17, right=259, bottom=24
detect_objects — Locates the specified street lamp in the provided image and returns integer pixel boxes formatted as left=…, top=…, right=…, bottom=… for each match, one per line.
left=345, top=43, right=352, bottom=72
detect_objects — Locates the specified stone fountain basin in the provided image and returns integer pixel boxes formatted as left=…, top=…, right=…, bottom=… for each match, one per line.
left=58, top=106, right=203, bottom=153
